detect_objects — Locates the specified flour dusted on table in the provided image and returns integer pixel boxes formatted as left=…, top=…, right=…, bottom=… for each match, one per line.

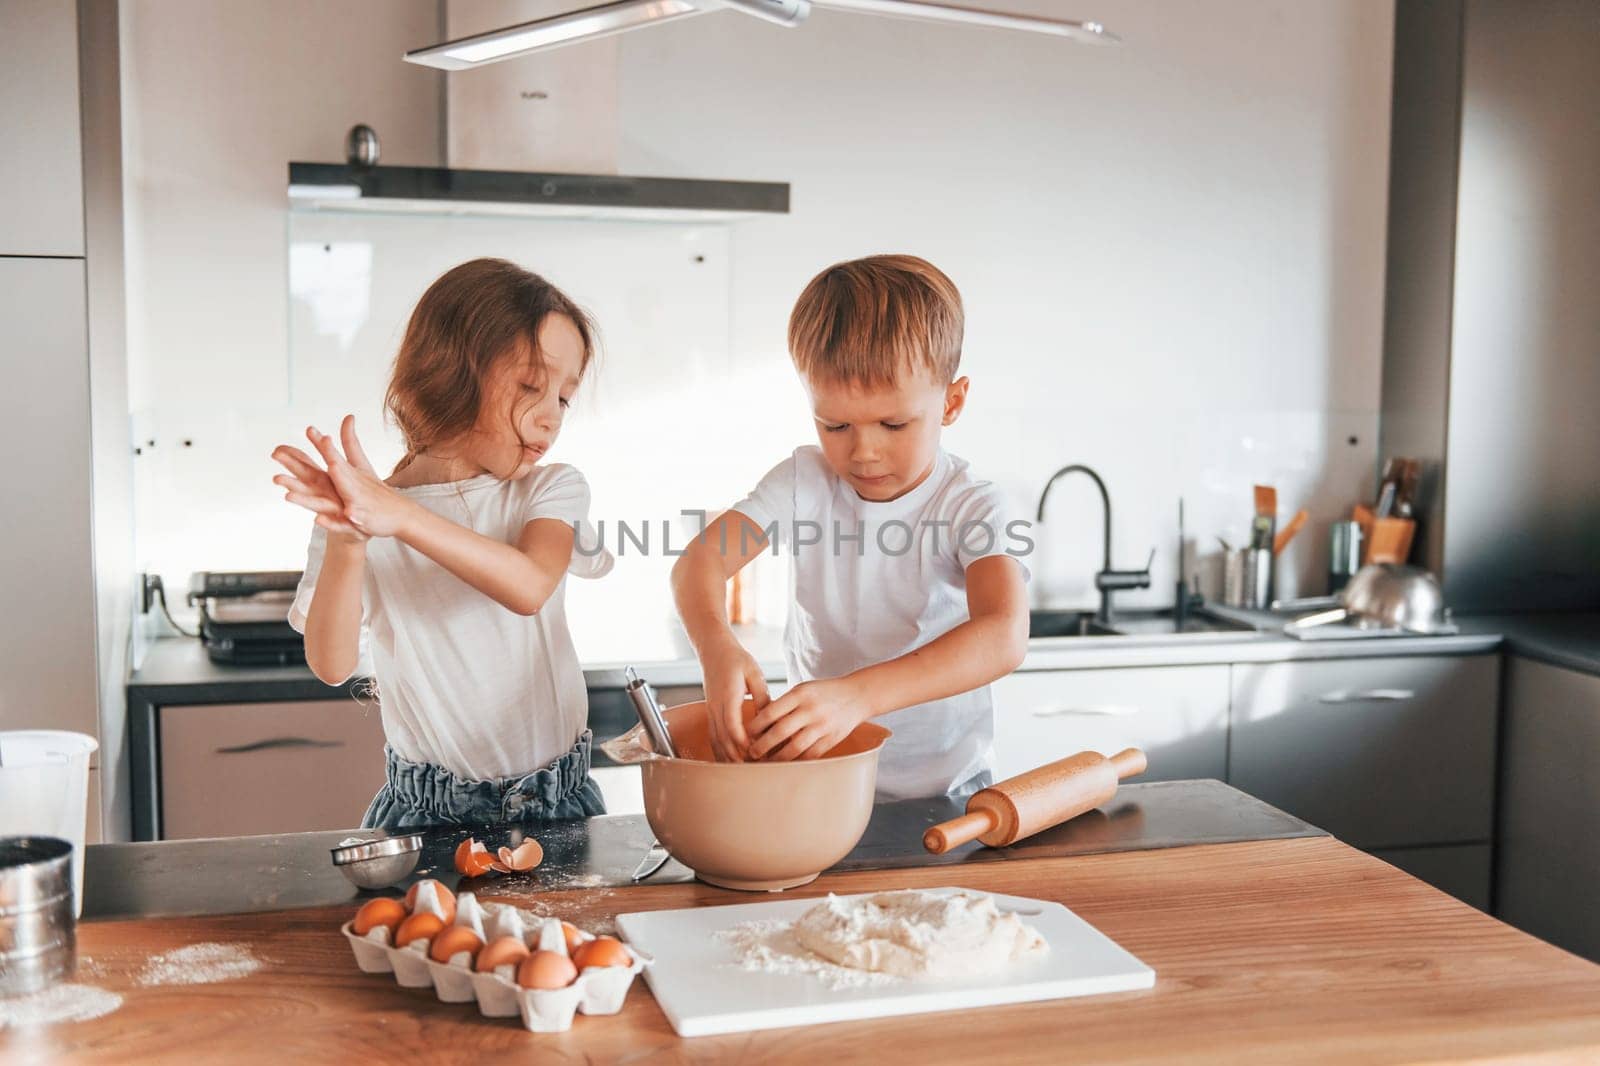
left=0, top=984, right=122, bottom=1028
left=136, top=942, right=264, bottom=986
left=792, top=890, right=1048, bottom=979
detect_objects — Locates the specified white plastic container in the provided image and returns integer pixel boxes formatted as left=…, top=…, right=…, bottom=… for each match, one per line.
left=0, top=731, right=98, bottom=916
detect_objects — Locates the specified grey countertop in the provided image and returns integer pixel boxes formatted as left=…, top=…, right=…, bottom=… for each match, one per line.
left=122, top=613, right=1576, bottom=841
left=1457, top=612, right=1600, bottom=677
left=128, top=609, right=1517, bottom=703
left=82, top=779, right=1322, bottom=920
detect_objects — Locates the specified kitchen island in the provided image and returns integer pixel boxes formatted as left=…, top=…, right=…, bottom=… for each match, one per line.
left=9, top=782, right=1600, bottom=1062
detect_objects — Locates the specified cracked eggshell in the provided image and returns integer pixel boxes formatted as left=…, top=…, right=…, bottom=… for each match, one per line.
left=498, top=839, right=543, bottom=872
left=454, top=837, right=497, bottom=878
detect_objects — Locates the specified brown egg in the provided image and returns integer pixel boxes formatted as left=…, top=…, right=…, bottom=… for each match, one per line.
left=560, top=921, right=587, bottom=955
left=572, top=936, right=632, bottom=970
left=475, top=936, right=531, bottom=974
left=352, top=897, right=406, bottom=937
left=428, top=925, right=484, bottom=965
left=403, top=879, right=457, bottom=925
left=394, top=912, right=445, bottom=949
left=517, top=949, right=578, bottom=990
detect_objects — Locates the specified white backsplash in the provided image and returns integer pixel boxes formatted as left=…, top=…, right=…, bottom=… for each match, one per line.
left=133, top=200, right=1376, bottom=652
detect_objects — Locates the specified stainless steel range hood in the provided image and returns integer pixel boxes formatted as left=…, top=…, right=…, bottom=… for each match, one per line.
left=286, top=162, right=789, bottom=223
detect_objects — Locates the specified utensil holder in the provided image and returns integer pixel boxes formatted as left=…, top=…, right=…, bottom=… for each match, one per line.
left=1353, top=505, right=1415, bottom=565
left=1223, top=548, right=1273, bottom=610
left=1222, top=550, right=1246, bottom=608
left=1243, top=548, right=1273, bottom=609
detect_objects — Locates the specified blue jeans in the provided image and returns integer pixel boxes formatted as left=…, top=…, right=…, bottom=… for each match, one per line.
left=361, top=731, right=607, bottom=830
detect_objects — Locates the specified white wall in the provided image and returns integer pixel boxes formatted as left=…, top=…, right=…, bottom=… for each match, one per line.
left=124, top=0, right=1394, bottom=652
left=121, top=0, right=443, bottom=651
left=612, top=0, right=1393, bottom=607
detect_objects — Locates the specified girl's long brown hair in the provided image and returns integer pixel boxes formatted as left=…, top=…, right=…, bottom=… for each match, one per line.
left=385, top=258, right=596, bottom=473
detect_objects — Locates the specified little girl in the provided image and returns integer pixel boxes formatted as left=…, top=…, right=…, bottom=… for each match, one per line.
left=271, top=258, right=614, bottom=829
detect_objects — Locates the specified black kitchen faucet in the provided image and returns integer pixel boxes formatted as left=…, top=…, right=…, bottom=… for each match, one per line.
left=1035, top=464, right=1152, bottom=625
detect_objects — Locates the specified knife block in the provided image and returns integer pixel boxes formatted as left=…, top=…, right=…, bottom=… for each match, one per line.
left=1353, top=505, right=1415, bottom=565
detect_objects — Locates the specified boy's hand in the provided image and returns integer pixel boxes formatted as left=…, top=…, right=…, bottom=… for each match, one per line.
left=747, top=677, right=874, bottom=762
left=702, top=639, right=771, bottom=763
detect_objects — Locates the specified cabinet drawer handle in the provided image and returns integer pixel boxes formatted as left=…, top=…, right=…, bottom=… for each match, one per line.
left=1318, top=689, right=1415, bottom=704
left=1032, top=705, right=1140, bottom=718
left=215, top=737, right=344, bottom=754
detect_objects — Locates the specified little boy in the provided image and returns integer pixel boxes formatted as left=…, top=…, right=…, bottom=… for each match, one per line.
left=670, top=254, right=1031, bottom=799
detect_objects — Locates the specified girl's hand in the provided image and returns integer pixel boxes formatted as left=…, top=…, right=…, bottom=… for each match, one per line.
left=271, top=437, right=367, bottom=541
left=747, top=677, right=874, bottom=762
left=273, top=416, right=413, bottom=539
left=311, top=416, right=413, bottom=538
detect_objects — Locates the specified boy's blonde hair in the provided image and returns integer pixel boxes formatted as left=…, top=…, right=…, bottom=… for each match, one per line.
left=787, top=254, right=964, bottom=387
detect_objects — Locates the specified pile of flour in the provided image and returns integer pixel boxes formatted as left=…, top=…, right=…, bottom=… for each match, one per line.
left=717, top=919, right=902, bottom=992
left=720, top=889, right=1048, bottom=986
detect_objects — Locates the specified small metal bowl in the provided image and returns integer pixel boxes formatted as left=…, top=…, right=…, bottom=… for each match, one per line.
left=330, top=835, right=423, bottom=890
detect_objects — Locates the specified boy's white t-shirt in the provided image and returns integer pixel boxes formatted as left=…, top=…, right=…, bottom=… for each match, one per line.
left=288, top=463, right=614, bottom=783
left=731, top=446, right=1029, bottom=800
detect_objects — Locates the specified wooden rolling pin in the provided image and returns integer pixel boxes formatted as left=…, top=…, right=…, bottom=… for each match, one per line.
left=923, top=748, right=1148, bottom=854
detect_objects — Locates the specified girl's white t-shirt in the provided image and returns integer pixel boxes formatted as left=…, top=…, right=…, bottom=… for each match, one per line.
left=731, top=447, right=1029, bottom=800
left=288, top=463, right=614, bottom=782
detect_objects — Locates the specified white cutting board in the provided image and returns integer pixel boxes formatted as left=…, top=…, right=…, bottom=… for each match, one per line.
left=617, top=888, right=1155, bottom=1037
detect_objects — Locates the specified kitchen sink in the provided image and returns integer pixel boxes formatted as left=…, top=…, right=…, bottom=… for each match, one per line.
left=1028, top=606, right=1262, bottom=641
left=1028, top=610, right=1122, bottom=638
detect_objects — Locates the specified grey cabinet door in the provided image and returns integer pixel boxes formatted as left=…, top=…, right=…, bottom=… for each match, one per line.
left=159, top=701, right=387, bottom=839
left=992, top=666, right=1230, bottom=782
left=1497, top=657, right=1600, bottom=963
left=0, top=258, right=97, bottom=737
left=0, top=1, right=84, bottom=255
left=1228, top=655, right=1497, bottom=848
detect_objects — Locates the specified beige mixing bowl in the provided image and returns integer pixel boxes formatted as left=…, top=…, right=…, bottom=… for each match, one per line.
left=640, top=701, right=891, bottom=892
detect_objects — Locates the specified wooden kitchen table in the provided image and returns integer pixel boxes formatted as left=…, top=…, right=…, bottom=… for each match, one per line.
left=8, top=837, right=1600, bottom=1064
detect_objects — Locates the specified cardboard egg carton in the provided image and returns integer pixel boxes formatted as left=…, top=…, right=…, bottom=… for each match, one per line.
left=340, top=882, right=650, bottom=1033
